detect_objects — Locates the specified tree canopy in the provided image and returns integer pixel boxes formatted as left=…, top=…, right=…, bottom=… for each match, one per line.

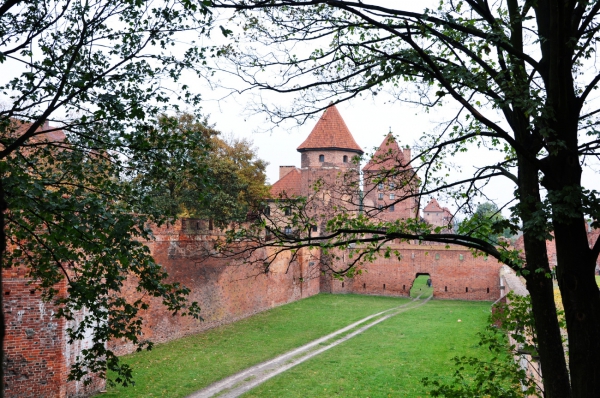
left=208, top=1, right=600, bottom=396
left=0, top=0, right=220, bottom=390
left=136, top=113, right=269, bottom=224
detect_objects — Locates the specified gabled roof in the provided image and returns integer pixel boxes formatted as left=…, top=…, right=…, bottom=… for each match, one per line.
left=297, top=105, right=363, bottom=154
left=270, top=168, right=302, bottom=198
left=424, top=198, right=444, bottom=212
left=363, top=133, right=407, bottom=171
left=7, top=120, right=66, bottom=145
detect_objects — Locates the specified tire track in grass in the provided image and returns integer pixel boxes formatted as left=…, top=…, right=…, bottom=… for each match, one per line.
left=187, top=296, right=431, bottom=398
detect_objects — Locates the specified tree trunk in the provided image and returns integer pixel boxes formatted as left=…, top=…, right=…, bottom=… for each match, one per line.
left=543, top=148, right=600, bottom=398
left=519, top=157, right=572, bottom=398
left=553, top=217, right=600, bottom=398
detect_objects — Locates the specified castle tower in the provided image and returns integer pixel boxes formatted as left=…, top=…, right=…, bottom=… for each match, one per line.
left=423, top=198, right=453, bottom=229
left=269, top=105, right=364, bottom=234
left=362, top=133, right=418, bottom=221
left=296, top=105, right=363, bottom=197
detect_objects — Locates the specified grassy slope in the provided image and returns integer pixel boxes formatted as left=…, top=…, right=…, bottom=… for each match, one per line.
left=243, top=300, right=492, bottom=398
left=105, top=294, right=409, bottom=397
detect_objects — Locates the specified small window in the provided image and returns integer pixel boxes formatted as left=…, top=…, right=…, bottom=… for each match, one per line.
left=378, top=193, right=384, bottom=200
left=389, top=182, right=396, bottom=189
left=378, top=183, right=384, bottom=190
left=389, top=205, right=395, bottom=212
left=319, top=154, right=324, bottom=162
left=311, top=225, right=317, bottom=232
left=343, top=155, right=348, bottom=163
left=459, top=254, right=464, bottom=261
left=284, top=207, right=291, bottom=216
left=284, top=226, right=292, bottom=235
left=389, top=193, right=395, bottom=200
left=377, top=204, right=383, bottom=210
left=264, top=206, right=271, bottom=216
left=435, top=253, right=440, bottom=260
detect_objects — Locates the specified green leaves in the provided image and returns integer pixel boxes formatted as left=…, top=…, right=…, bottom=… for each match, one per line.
left=3, top=129, right=203, bottom=385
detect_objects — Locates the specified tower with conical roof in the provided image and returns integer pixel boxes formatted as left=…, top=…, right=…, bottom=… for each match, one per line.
left=269, top=105, right=364, bottom=233
left=296, top=105, right=363, bottom=197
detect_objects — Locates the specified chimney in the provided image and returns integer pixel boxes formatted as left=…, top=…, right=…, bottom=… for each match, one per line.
left=403, top=147, right=411, bottom=165
left=279, top=166, right=296, bottom=180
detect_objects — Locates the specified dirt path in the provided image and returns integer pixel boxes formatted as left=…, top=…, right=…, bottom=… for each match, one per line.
left=186, top=296, right=431, bottom=398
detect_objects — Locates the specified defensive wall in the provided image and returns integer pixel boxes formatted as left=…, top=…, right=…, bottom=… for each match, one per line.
left=3, top=267, right=104, bottom=398
left=323, top=243, right=503, bottom=300
left=109, top=219, right=321, bottom=356
left=3, top=219, right=503, bottom=397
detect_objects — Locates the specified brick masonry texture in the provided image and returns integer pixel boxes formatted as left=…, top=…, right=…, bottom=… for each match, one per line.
left=324, top=243, right=503, bottom=300
left=3, top=267, right=105, bottom=398
left=109, top=220, right=321, bottom=356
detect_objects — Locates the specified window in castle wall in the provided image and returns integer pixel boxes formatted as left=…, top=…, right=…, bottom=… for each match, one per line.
left=343, top=155, right=348, bottom=163
left=377, top=204, right=383, bottom=210
left=284, top=226, right=292, bottom=235
left=284, top=207, right=291, bottom=216
left=459, top=254, right=464, bottom=261
left=311, top=225, right=317, bottom=232
left=264, top=206, right=271, bottom=216
left=435, top=253, right=440, bottom=260
left=389, top=193, right=395, bottom=200
left=378, top=183, right=384, bottom=190
left=389, top=205, right=395, bottom=212
left=389, top=182, right=396, bottom=189
left=378, top=193, right=384, bottom=200
left=319, top=154, right=324, bottom=162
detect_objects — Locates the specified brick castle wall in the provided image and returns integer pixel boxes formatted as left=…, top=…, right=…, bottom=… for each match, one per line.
left=4, top=220, right=503, bottom=397
left=3, top=267, right=104, bottom=398
left=324, top=243, right=503, bottom=301
left=109, top=220, right=321, bottom=355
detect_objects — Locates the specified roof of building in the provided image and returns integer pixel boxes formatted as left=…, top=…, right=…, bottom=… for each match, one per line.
left=270, top=168, right=302, bottom=198
left=424, top=198, right=444, bottom=212
left=297, top=105, right=363, bottom=154
left=363, top=133, right=407, bottom=171
left=8, top=120, right=66, bottom=144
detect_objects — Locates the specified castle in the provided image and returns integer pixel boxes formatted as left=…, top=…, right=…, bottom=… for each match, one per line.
left=3, top=107, right=504, bottom=397
left=269, top=104, right=455, bottom=231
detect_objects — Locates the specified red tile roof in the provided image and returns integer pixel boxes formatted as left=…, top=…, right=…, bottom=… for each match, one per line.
left=297, top=105, right=363, bottom=154
left=424, top=198, right=444, bottom=212
left=8, top=119, right=66, bottom=145
left=270, top=168, right=302, bottom=198
left=363, top=134, right=408, bottom=171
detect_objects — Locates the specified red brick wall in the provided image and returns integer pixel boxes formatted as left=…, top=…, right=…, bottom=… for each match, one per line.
left=3, top=267, right=104, bottom=398
left=109, top=221, right=321, bottom=355
left=326, top=243, right=503, bottom=301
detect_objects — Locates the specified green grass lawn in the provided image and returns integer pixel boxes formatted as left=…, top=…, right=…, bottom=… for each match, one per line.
left=242, top=300, right=492, bottom=398
left=410, top=274, right=433, bottom=298
left=104, top=294, right=409, bottom=397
